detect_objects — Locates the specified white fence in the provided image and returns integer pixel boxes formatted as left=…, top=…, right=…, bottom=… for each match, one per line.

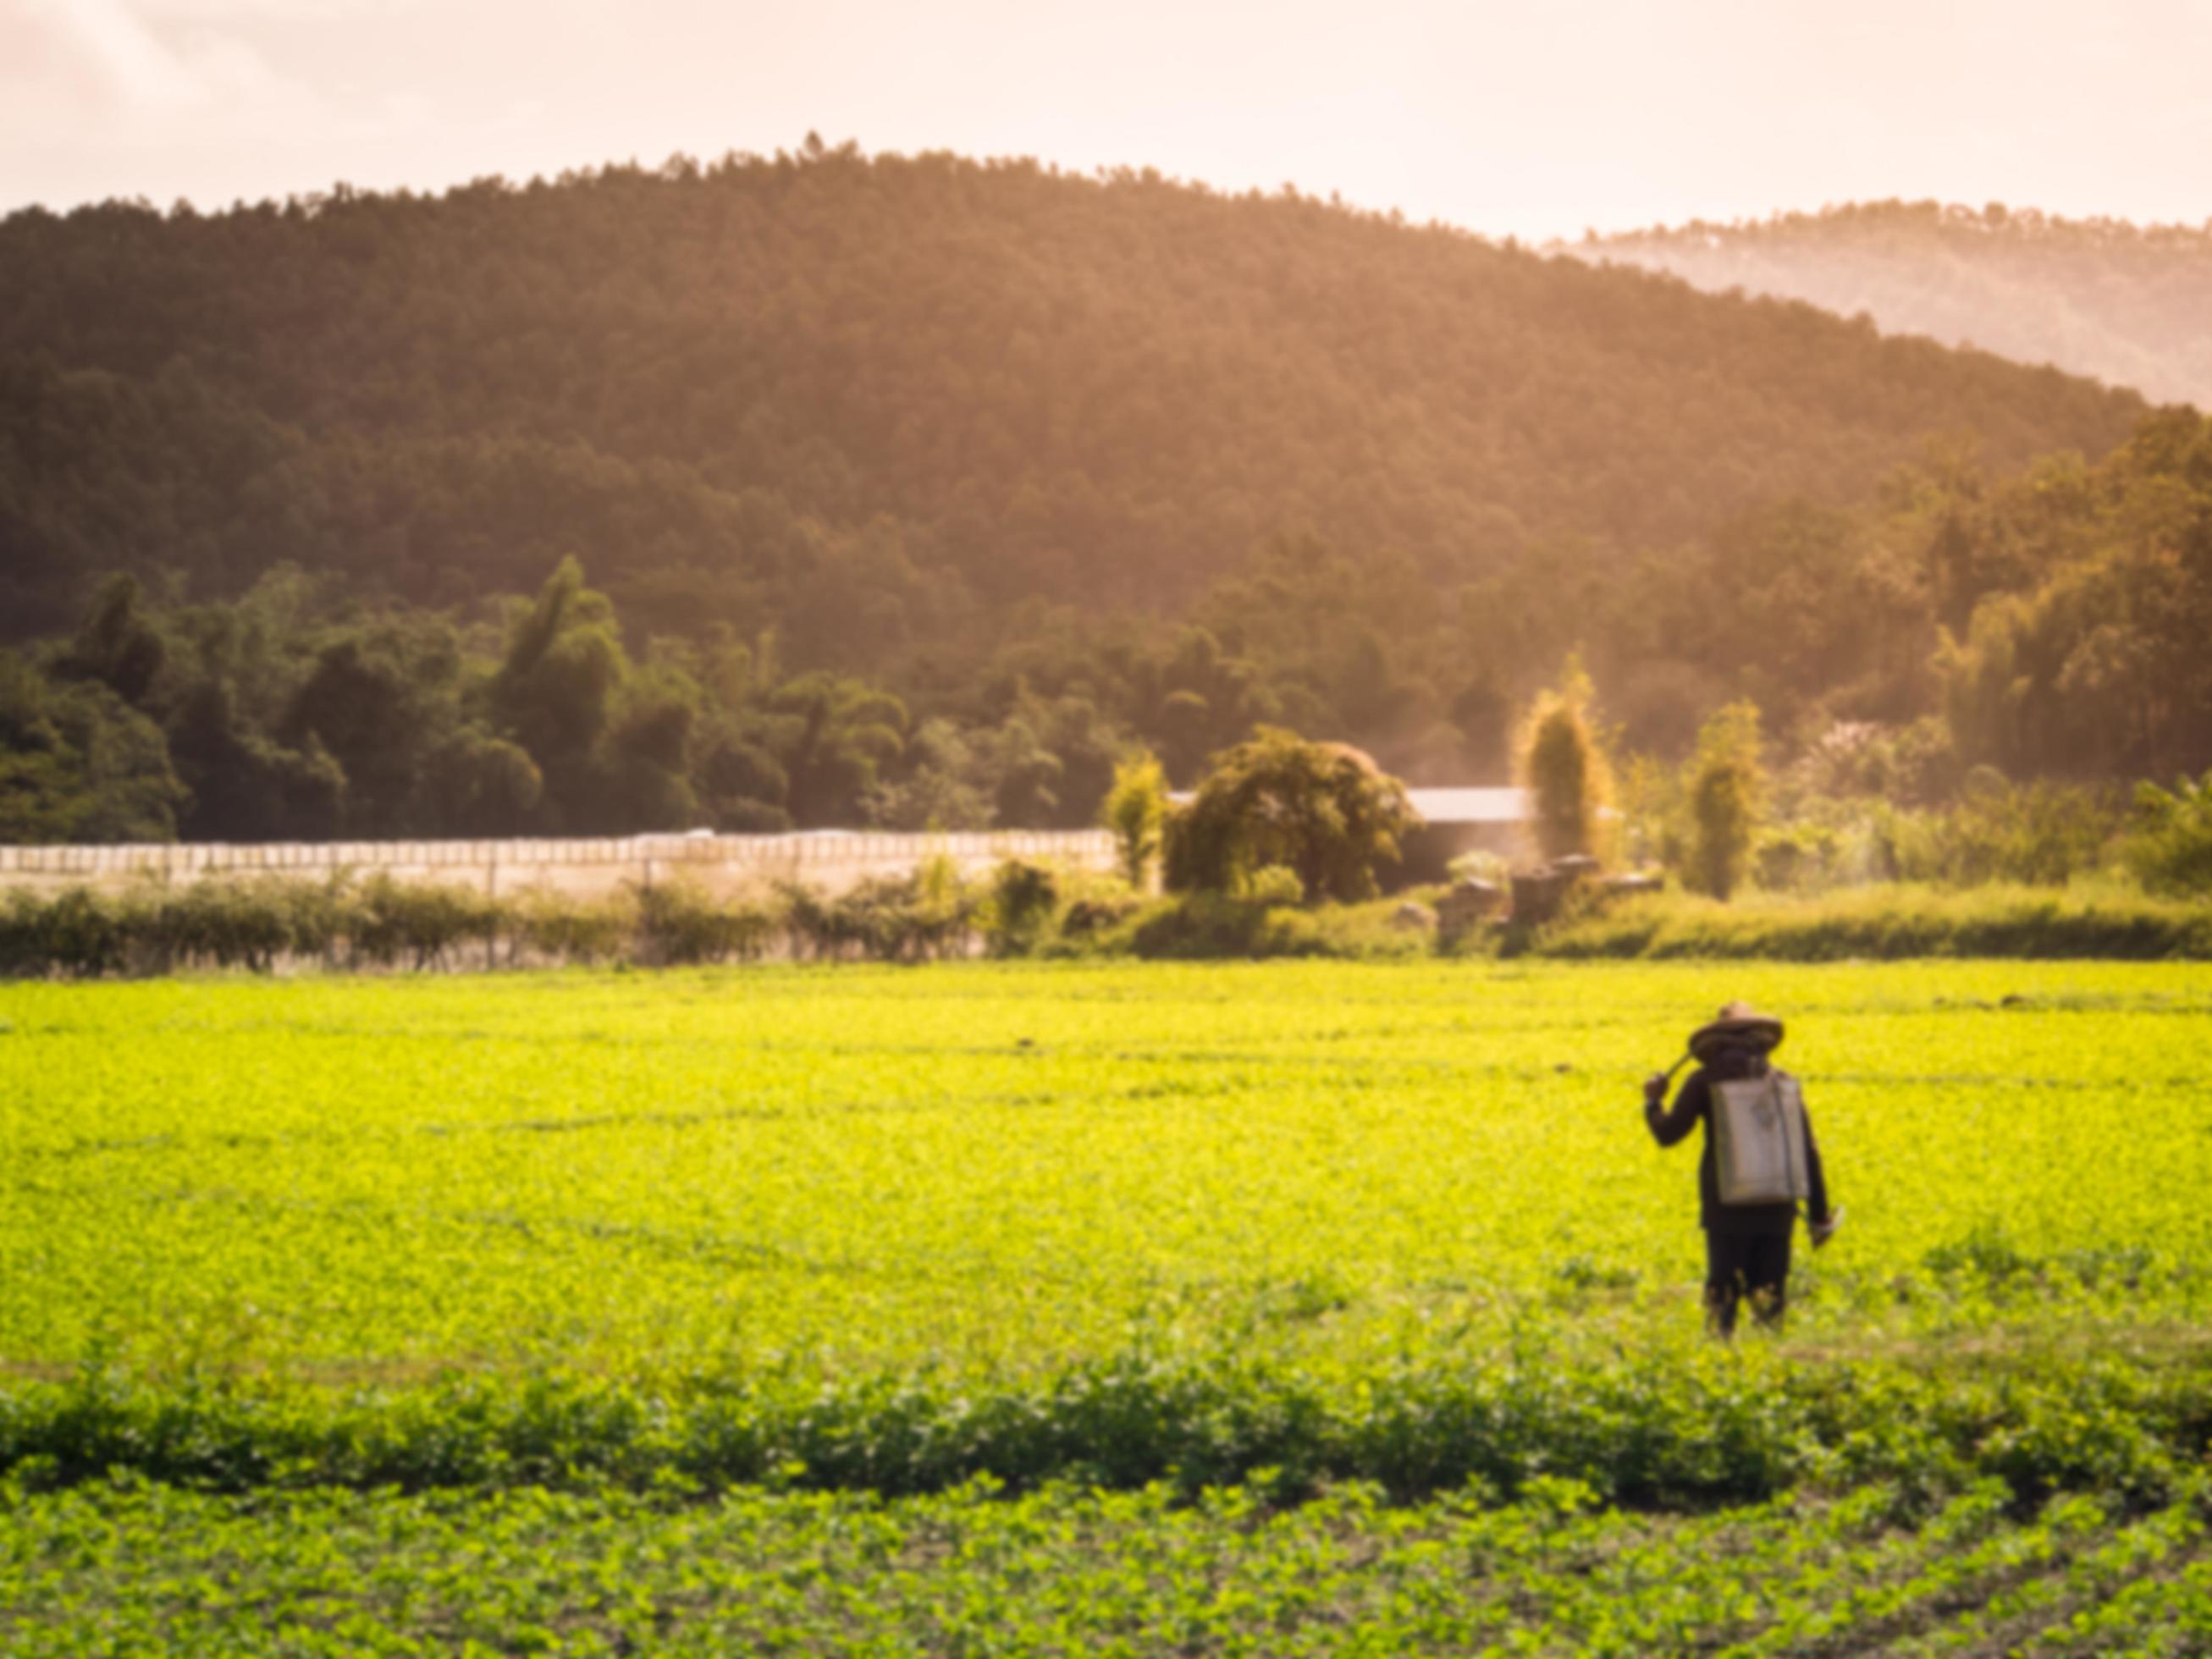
left=0, top=830, right=1122, bottom=899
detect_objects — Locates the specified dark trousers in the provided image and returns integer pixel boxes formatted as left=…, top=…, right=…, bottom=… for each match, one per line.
left=1705, top=1231, right=1792, bottom=1337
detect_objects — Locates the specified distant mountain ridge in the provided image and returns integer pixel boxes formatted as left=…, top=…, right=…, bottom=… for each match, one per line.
left=0, top=149, right=2145, bottom=654
left=1567, top=201, right=2212, bottom=410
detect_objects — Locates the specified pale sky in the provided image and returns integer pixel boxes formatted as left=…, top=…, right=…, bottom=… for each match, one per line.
left=6, top=0, right=2212, bottom=240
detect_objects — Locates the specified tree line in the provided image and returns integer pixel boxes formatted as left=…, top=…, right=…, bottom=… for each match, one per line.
left=6, top=401, right=2211, bottom=844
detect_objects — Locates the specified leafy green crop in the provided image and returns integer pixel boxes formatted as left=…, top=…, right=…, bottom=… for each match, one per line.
left=4, top=1475, right=2209, bottom=1656
left=6, top=959, right=2212, bottom=1646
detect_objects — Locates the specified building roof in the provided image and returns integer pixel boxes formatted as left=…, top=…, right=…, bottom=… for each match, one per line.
left=1166, top=785, right=1531, bottom=824
left=1406, top=787, right=1529, bottom=825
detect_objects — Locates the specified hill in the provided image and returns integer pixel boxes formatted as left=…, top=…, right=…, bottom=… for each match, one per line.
left=1568, top=201, right=2212, bottom=410
left=0, top=147, right=2144, bottom=654
left=12, top=150, right=2207, bottom=845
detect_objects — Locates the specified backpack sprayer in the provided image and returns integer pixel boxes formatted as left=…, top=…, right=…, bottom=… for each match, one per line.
left=1644, top=1022, right=1843, bottom=1247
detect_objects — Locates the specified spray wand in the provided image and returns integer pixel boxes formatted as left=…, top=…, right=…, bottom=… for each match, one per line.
left=1643, top=1050, right=1694, bottom=1101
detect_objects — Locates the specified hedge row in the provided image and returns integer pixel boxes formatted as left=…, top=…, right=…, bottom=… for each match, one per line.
left=1528, top=883, right=2212, bottom=962
left=0, top=864, right=1023, bottom=978
left=8, top=874, right=2212, bottom=977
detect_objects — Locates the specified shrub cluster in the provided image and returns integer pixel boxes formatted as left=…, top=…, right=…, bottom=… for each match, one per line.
left=0, top=855, right=1256, bottom=978
left=0, top=878, right=359, bottom=978
left=0, top=861, right=1022, bottom=978
left=2127, top=771, right=2212, bottom=896
left=1876, top=778, right=2124, bottom=887
left=1108, top=891, right=1430, bottom=961
left=10, top=860, right=2212, bottom=977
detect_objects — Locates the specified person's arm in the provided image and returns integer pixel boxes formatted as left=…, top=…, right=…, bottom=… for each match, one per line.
left=1803, top=1106, right=1836, bottom=1241
left=1645, top=1071, right=1706, bottom=1148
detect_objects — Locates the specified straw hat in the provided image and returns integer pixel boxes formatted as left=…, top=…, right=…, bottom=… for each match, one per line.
left=1690, top=1000, right=1784, bottom=1062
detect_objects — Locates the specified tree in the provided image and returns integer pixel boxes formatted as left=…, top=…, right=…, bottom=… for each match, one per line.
left=0, top=653, right=185, bottom=842
left=281, top=632, right=439, bottom=835
left=1147, top=627, right=1279, bottom=785
left=57, top=575, right=167, bottom=706
left=1100, top=749, right=1168, bottom=889
left=2126, top=770, right=2212, bottom=896
left=1516, top=657, right=1613, bottom=863
left=1683, top=702, right=1765, bottom=901
left=424, top=727, right=543, bottom=836
left=167, top=677, right=345, bottom=841
left=1165, top=727, right=1418, bottom=902
left=863, top=717, right=992, bottom=830
left=690, top=716, right=791, bottom=831
left=488, top=557, right=629, bottom=826
left=980, top=709, right=1065, bottom=828
left=762, top=673, right=907, bottom=826
left=599, top=667, right=703, bottom=831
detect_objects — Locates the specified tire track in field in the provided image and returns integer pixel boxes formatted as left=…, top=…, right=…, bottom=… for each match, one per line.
left=100, top=1182, right=1143, bottom=1292
left=6, top=1067, right=1294, bottom=1166
left=13, top=1058, right=2171, bottom=1170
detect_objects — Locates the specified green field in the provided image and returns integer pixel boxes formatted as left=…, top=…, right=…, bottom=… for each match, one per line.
left=7, top=960, right=2212, bottom=1652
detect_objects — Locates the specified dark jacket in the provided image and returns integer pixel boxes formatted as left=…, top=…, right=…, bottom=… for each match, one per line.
left=1647, top=1045, right=1830, bottom=1237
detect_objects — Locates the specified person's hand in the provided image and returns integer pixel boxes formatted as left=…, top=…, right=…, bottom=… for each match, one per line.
left=1642, top=1072, right=1669, bottom=1106
left=1810, top=1207, right=1845, bottom=1249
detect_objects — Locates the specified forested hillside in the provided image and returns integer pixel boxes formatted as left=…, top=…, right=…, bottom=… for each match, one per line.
left=8, top=147, right=2204, bottom=845
left=1571, top=201, right=2212, bottom=410
left=1, top=146, right=2143, bottom=650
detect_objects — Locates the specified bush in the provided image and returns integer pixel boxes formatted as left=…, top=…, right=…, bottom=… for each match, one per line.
left=1447, top=849, right=1509, bottom=886
left=0, top=877, right=365, bottom=977
left=2126, top=771, right=2212, bottom=896
left=1055, top=876, right=1146, bottom=942
left=1878, top=780, right=2119, bottom=887
left=1242, top=863, right=1305, bottom=907
left=1790, top=717, right=1959, bottom=806
left=0, top=873, right=782, bottom=977
left=133, top=878, right=301, bottom=972
left=783, top=862, right=977, bottom=962
left=1752, top=822, right=1845, bottom=893
left=1533, top=882, right=2212, bottom=961
left=349, top=875, right=505, bottom=971
left=279, top=877, right=358, bottom=967
left=1682, top=702, right=1763, bottom=901
left=1166, top=728, right=1417, bottom=902
left=1517, top=658, right=1613, bottom=863
left=0, top=886, right=128, bottom=978
left=1117, top=892, right=1429, bottom=960
left=1100, top=752, right=1168, bottom=890
left=634, top=880, right=778, bottom=966
left=1123, top=895, right=1325, bottom=959
left=981, top=860, right=1058, bottom=957
left=511, top=887, right=634, bottom=965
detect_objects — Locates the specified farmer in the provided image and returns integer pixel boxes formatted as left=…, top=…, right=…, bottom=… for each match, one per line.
left=1644, top=1001, right=1839, bottom=1337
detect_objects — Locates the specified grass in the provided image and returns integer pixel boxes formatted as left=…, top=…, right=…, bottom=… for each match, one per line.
left=1530, top=879, right=2212, bottom=961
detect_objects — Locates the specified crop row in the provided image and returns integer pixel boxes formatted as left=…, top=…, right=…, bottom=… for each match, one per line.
left=4, top=1337, right=2209, bottom=1510
left=5, top=1474, right=2209, bottom=1656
